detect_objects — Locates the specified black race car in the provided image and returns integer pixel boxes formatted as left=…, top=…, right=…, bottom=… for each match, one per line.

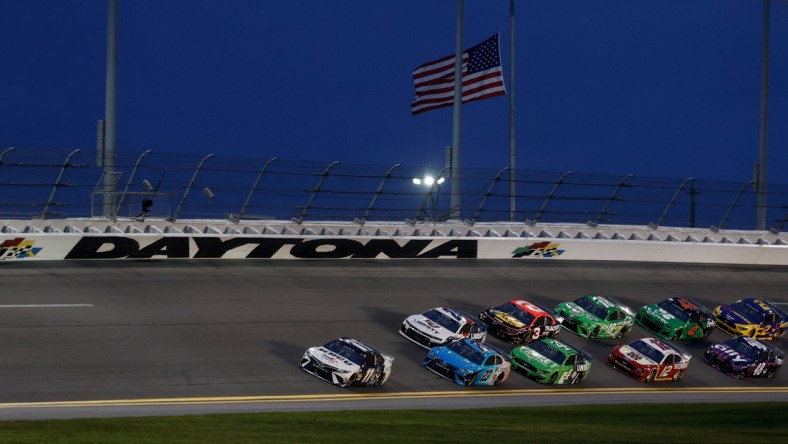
left=479, top=299, right=560, bottom=344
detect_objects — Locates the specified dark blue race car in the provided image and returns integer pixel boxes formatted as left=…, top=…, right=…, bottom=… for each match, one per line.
left=703, top=336, right=784, bottom=379
left=422, top=338, right=511, bottom=386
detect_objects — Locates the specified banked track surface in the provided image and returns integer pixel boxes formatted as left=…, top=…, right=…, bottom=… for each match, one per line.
left=0, top=260, right=785, bottom=419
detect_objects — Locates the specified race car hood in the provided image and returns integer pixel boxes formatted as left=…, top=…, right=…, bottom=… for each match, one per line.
left=640, top=305, right=684, bottom=329
left=404, top=314, right=454, bottom=341
left=705, top=343, right=751, bottom=368
left=510, top=346, right=559, bottom=371
left=617, top=344, right=659, bottom=366
left=307, top=346, right=360, bottom=374
left=430, top=346, right=482, bottom=372
left=717, top=305, right=753, bottom=325
left=486, top=309, right=526, bottom=329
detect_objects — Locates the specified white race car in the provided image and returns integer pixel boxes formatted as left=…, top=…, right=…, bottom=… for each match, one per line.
left=300, top=337, right=394, bottom=388
left=399, top=306, right=488, bottom=349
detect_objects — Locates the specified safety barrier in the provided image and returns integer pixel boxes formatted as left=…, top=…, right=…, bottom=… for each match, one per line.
left=2, top=219, right=785, bottom=265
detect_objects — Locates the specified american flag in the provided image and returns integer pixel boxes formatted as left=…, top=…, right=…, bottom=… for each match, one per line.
left=411, top=34, right=506, bottom=115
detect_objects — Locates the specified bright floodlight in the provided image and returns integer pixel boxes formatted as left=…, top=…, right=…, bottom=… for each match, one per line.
left=412, top=178, right=422, bottom=185
left=437, top=177, right=445, bottom=184
left=424, top=175, right=435, bottom=186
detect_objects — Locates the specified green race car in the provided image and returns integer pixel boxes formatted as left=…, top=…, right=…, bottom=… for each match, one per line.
left=510, top=338, right=592, bottom=384
left=554, top=294, right=635, bottom=339
left=635, top=297, right=716, bottom=340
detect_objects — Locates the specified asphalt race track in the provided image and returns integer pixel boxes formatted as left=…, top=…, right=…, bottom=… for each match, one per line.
left=0, top=259, right=786, bottom=419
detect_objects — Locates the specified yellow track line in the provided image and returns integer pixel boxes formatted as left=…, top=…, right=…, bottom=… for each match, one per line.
left=1, top=387, right=786, bottom=409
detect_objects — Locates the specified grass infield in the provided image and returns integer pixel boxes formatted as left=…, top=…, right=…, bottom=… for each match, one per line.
left=0, top=402, right=785, bottom=443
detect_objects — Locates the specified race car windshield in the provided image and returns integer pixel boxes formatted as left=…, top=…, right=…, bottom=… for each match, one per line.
left=728, top=338, right=762, bottom=360
left=324, top=341, right=365, bottom=366
left=495, top=302, right=535, bottom=324
left=658, top=300, right=691, bottom=322
left=445, top=340, right=486, bottom=365
left=573, top=297, right=609, bottom=320
left=529, top=341, right=566, bottom=365
left=629, top=340, right=666, bottom=363
left=731, top=301, right=766, bottom=323
left=423, top=309, right=461, bottom=333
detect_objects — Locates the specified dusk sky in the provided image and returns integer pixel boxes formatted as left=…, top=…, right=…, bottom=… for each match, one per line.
left=2, top=0, right=787, bottom=186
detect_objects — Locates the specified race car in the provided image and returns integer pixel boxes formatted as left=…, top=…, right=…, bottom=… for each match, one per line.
left=300, top=337, right=394, bottom=388
left=554, top=294, right=635, bottom=339
left=399, top=306, right=487, bottom=349
left=478, top=299, right=561, bottom=344
left=635, top=297, right=716, bottom=340
left=423, top=338, right=511, bottom=386
left=714, top=298, right=787, bottom=340
left=510, top=338, right=592, bottom=384
left=703, top=336, right=784, bottom=379
left=608, top=337, right=691, bottom=382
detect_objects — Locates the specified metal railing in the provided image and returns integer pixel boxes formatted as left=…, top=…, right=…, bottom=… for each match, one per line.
left=1, top=146, right=786, bottom=232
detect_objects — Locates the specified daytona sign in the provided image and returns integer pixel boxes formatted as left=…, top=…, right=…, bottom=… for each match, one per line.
left=64, top=237, right=480, bottom=259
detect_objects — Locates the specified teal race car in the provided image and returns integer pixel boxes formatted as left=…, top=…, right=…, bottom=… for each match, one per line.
left=554, top=294, right=635, bottom=339
left=635, top=297, right=715, bottom=340
left=510, top=338, right=592, bottom=384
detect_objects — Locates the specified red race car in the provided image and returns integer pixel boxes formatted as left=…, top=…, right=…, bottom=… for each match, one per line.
left=608, top=337, right=691, bottom=382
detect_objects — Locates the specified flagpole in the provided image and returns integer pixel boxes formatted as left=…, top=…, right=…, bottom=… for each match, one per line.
left=509, top=0, right=516, bottom=222
left=450, top=0, right=464, bottom=220
left=756, top=0, right=770, bottom=230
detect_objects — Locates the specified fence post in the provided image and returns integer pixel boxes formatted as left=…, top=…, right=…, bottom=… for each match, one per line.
left=42, top=149, right=81, bottom=219
left=710, top=180, right=755, bottom=232
left=115, top=149, right=152, bottom=217
left=469, top=167, right=509, bottom=225
left=231, top=157, right=278, bottom=223
left=649, top=177, right=694, bottom=229
left=169, top=154, right=214, bottom=222
left=527, top=170, right=572, bottom=225
left=0, top=147, right=15, bottom=165
left=356, top=163, right=400, bottom=225
left=293, top=161, right=340, bottom=224
left=588, top=173, right=634, bottom=227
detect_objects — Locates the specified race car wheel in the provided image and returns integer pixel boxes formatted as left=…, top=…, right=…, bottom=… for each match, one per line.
left=494, top=373, right=505, bottom=386
left=588, top=326, right=600, bottom=339
left=765, top=367, right=777, bottom=378
left=673, top=329, right=683, bottom=340
left=548, top=372, right=558, bottom=384
left=672, top=370, right=683, bottom=381
left=645, top=370, right=657, bottom=382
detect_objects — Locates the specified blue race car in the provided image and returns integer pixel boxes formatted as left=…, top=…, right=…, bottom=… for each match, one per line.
left=703, top=336, right=784, bottom=379
left=714, top=298, right=787, bottom=340
left=422, top=338, right=511, bottom=386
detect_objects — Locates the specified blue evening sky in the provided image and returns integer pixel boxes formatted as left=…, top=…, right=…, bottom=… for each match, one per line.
left=2, top=0, right=786, bottom=185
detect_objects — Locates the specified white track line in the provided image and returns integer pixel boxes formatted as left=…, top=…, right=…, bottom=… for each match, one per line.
left=0, top=304, right=94, bottom=308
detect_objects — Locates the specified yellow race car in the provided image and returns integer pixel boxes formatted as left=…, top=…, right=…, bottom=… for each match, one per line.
left=714, top=298, right=787, bottom=340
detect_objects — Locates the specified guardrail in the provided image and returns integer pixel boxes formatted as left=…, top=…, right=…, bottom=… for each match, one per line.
left=1, top=146, right=787, bottom=232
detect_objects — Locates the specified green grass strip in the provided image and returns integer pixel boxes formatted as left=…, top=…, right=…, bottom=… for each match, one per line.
left=1, top=402, right=786, bottom=443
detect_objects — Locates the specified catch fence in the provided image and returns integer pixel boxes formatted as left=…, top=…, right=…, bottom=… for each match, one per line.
left=1, top=146, right=786, bottom=232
